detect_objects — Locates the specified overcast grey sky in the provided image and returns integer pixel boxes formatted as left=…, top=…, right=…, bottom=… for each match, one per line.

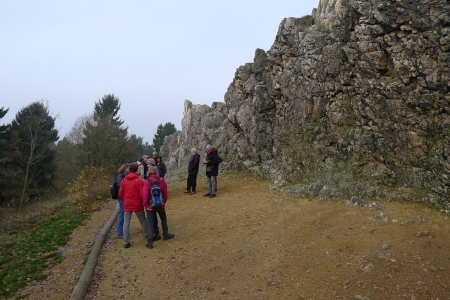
left=0, top=1, right=317, bottom=144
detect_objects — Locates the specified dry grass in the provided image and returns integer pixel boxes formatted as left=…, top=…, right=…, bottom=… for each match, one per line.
left=0, top=193, right=70, bottom=236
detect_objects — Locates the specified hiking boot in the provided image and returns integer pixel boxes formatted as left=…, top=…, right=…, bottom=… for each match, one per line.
left=209, top=194, right=216, bottom=198
left=124, top=243, right=131, bottom=248
left=146, top=242, right=154, bottom=249
left=163, top=233, right=175, bottom=240
left=153, top=235, right=161, bottom=241
left=184, top=190, right=190, bottom=193
left=203, top=193, right=211, bottom=197
left=190, top=191, right=196, bottom=195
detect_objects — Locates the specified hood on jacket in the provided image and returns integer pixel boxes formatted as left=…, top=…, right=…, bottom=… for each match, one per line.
left=125, top=172, right=140, bottom=180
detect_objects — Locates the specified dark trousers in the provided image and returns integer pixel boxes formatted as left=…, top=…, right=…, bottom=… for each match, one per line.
left=187, top=173, right=198, bottom=191
left=146, top=209, right=169, bottom=245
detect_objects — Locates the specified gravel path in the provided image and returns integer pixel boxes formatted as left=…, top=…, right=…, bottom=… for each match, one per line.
left=92, top=175, right=450, bottom=300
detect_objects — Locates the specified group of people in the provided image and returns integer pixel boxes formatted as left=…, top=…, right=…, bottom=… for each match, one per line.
left=113, top=145, right=222, bottom=249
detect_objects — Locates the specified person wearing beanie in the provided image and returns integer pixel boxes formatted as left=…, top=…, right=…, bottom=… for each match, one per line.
left=203, top=144, right=222, bottom=198
left=185, top=148, right=200, bottom=195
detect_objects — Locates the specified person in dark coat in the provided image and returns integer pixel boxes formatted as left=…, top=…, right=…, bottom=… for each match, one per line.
left=203, top=144, right=221, bottom=198
left=115, top=163, right=129, bottom=237
left=156, top=156, right=167, bottom=178
left=185, top=148, right=200, bottom=195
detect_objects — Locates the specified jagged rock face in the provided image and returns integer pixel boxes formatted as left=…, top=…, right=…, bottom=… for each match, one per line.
left=161, top=0, right=450, bottom=210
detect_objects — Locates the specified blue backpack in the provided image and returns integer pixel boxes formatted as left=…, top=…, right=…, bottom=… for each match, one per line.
left=147, top=176, right=165, bottom=208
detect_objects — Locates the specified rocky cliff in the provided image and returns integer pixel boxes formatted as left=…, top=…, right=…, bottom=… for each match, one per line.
left=161, top=0, right=450, bottom=211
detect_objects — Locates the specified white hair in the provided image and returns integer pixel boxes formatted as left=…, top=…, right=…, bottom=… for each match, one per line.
left=191, top=148, right=197, bottom=153
left=205, top=144, right=212, bottom=151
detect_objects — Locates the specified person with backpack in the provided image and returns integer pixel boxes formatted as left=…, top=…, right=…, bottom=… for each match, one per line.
left=185, top=148, right=200, bottom=195
left=203, top=144, right=222, bottom=198
left=145, top=157, right=161, bottom=240
left=143, top=166, right=175, bottom=249
left=118, top=162, right=148, bottom=248
left=112, top=163, right=129, bottom=238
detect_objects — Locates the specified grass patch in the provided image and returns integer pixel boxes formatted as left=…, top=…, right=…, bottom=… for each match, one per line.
left=0, top=205, right=89, bottom=298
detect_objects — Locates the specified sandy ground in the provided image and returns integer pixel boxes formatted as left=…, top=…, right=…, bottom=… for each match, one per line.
left=17, top=200, right=117, bottom=299
left=95, top=175, right=449, bottom=300
left=18, top=174, right=450, bottom=299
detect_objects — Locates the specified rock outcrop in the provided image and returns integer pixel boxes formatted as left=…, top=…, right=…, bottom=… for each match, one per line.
left=161, top=0, right=450, bottom=211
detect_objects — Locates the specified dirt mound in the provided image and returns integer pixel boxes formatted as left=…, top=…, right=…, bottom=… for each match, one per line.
left=96, top=174, right=450, bottom=299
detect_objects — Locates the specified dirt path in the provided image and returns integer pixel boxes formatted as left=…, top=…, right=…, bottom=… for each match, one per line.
left=17, top=200, right=117, bottom=299
left=91, top=174, right=450, bottom=300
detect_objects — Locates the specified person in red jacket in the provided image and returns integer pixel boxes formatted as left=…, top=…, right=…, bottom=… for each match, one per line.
left=143, top=166, right=175, bottom=249
left=118, top=162, right=148, bottom=248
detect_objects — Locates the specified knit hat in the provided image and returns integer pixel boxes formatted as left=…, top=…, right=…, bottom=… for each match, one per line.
left=147, top=158, right=156, bottom=166
left=205, top=144, right=212, bottom=151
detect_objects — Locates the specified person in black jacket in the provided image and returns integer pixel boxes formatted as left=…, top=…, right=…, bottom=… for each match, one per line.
left=203, top=144, right=221, bottom=198
left=156, top=156, right=167, bottom=178
left=115, top=163, right=129, bottom=237
left=185, top=148, right=200, bottom=195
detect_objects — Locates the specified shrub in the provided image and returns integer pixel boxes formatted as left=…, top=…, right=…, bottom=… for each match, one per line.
left=66, top=166, right=109, bottom=211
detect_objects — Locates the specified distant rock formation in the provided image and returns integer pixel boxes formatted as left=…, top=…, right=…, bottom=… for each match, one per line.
left=161, top=0, right=450, bottom=211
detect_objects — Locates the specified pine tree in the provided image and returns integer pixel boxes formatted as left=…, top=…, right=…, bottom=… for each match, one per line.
left=8, top=101, right=58, bottom=207
left=0, top=107, right=10, bottom=203
left=94, top=94, right=123, bottom=124
left=152, top=122, right=177, bottom=152
left=78, top=95, right=129, bottom=175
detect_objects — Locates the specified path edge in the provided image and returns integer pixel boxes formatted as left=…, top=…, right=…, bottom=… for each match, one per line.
left=69, top=201, right=120, bottom=300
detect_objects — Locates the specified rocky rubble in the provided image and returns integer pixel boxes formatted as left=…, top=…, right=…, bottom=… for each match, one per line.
left=161, top=0, right=450, bottom=210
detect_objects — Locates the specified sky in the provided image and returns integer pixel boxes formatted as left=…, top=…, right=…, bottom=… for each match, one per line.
left=0, top=1, right=317, bottom=144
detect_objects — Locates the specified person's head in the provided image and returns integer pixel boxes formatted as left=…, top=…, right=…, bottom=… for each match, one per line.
left=147, top=158, right=156, bottom=166
left=118, top=163, right=128, bottom=174
left=138, top=157, right=144, bottom=163
left=205, top=144, right=212, bottom=152
left=152, top=151, right=158, bottom=159
left=129, top=162, right=139, bottom=173
left=148, top=166, right=158, bottom=175
left=191, top=148, right=197, bottom=156
left=157, top=156, right=162, bottom=162
left=125, top=165, right=130, bottom=173
left=143, top=155, right=149, bottom=163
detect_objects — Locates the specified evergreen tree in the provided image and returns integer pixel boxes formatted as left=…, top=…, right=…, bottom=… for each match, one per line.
left=152, top=122, right=177, bottom=152
left=0, top=107, right=10, bottom=203
left=0, top=107, right=9, bottom=162
left=78, top=95, right=129, bottom=175
left=94, top=94, right=123, bottom=124
left=8, top=101, right=58, bottom=207
left=127, top=134, right=154, bottom=163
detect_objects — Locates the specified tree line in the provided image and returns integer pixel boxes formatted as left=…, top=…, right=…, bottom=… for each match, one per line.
left=0, top=94, right=177, bottom=207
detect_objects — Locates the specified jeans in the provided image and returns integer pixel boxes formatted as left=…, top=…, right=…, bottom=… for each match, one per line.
left=187, top=173, right=198, bottom=191
left=116, top=199, right=124, bottom=236
left=207, top=176, right=217, bottom=194
left=146, top=209, right=170, bottom=245
left=123, top=210, right=148, bottom=245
